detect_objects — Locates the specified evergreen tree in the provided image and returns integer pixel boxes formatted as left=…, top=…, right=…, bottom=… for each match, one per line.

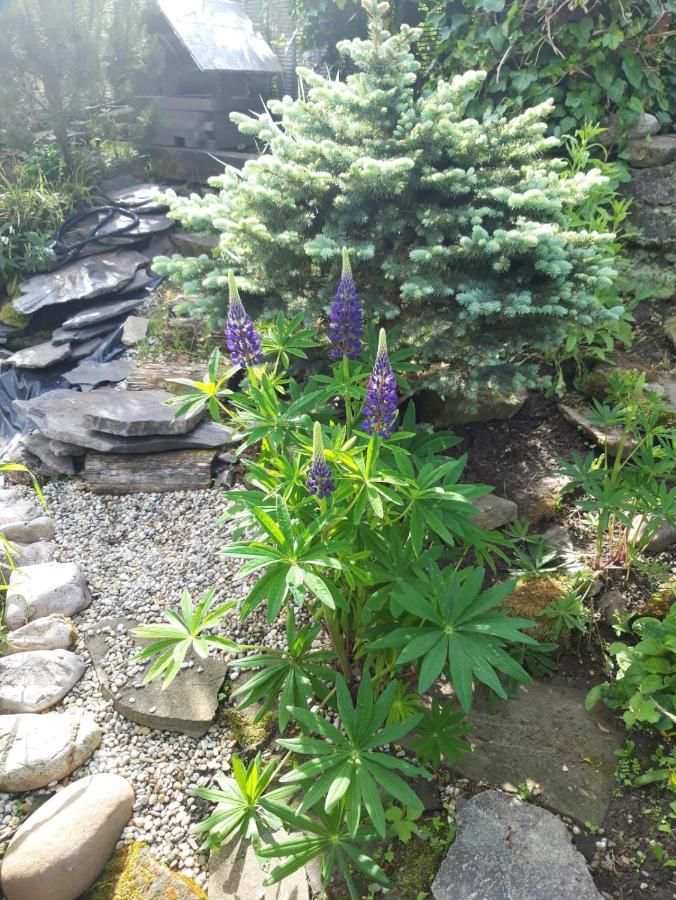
left=155, top=0, right=617, bottom=397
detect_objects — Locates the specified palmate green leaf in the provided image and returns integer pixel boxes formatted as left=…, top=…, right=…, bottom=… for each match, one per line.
left=257, top=802, right=388, bottom=899
left=369, top=565, right=537, bottom=712
left=411, top=699, right=471, bottom=768
left=132, top=588, right=238, bottom=688
left=277, top=674, right=428, bottom=839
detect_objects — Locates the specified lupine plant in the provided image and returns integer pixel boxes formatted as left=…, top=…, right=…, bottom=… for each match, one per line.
left=135, top=260, right=539, bottom=895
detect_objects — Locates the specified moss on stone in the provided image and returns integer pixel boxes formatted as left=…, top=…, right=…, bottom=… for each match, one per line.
left=222, top=706, right=277, bottom=751
left=501, top=576, right=573, bottom=641
left=0, top=299, right=29, bottom=330
left=84, top=842, right=206, bottom=900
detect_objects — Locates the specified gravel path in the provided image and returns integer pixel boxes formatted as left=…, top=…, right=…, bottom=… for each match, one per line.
left=0, top=480, right=286, bottom=889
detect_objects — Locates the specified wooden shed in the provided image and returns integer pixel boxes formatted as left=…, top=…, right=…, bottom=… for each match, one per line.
left=137, top=0, right=293, bottom=179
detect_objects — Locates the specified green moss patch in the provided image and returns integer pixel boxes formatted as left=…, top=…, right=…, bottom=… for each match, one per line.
left=84, top=842, right=206, bottom=900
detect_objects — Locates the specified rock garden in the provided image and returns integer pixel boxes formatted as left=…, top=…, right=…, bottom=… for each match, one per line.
left=0, top=1, right=674, bottom=899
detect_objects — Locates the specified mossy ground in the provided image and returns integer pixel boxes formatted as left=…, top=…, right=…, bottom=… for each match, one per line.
left=501, top=575, right=572, bottom=641
left=221, top=706, right=277, bottom=751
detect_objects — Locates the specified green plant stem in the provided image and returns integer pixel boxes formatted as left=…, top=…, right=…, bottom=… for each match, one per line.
left=342, top=355, right=352, bottom=436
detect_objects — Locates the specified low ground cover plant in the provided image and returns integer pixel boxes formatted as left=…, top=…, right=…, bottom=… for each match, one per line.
left=135, top=260, right=543, bottom=894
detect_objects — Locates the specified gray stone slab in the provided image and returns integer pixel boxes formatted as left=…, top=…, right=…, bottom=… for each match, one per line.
left=67, top=336, right=110, bottom=362
left=82, top=389, right=203, bottom=436
left=444, top=676, right=624, bottom=827
left=85, top=617, right=227, bottom=738
left=5, top=561, right=92, bottom=629
left=209, top=835, right=309, bottom=900
left=21, top=433, right=76, bottom=475
left=52, top=317, right=125, bottom=345
left=106, top=183, right=170, bottom=213
left=121, top=316, right=149, bottom=347
left=61, top=295, right=146, bottom=330
left=470, top=493, right=518, bottom=530
left=432, top=790, right=601, bottom=900
left=14, top=390, right=236, bottom=454
left=6, top=339, right=72, bottom=370
left=13, top=250, right=149, bottom=315
left=117, top=267, right=155, bottom=295
left=64, top=359, right=133, bottom=387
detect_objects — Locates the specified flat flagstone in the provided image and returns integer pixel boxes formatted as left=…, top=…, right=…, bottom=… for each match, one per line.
left=440, top=675, right=624, bottom=827
left=106, top=182, right=170, bottom=212
left=85, top=617, right=227, bottom=738
left=82, top=388, right=204, bottom=436
left=0, top=711, right=101, bottom=791
left=52, top=317, right=125, bottom=345
left=61, top=295, right=146, bottom=330
left=209, top=835, right=310, bottom=900
left=0, top=649, right=85, bottom=713
left=15, top=390, right=235, bottom=454
left=432, top=790, right=601, bottom=899
left=5, top=339, right=72, bottom=369
left=559, top=403, right=630, bottom=456
left=64, top=358, right=133, bottom=387
left=13, top=250, right=149, bottom=315
left=470, top=493, right=518, bottom=530
left=21, top=433, right=76, bottom=475
left=5, top=561, right=92, bottom=629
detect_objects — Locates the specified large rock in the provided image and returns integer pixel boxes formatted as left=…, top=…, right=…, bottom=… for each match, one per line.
left=120, top=316, right=149, bottom=347
left=5, top=561, right=91, bottom=629
left=559, top=403, right=630, bottom=456
left=21, top=433, right=76, bottom=475
left=52, top=317, right=126, bottom=346
left=1, top=773, right=134, bottom=900
left=624, top=159, right=676, bottom=250
left=12, top=250, right=149, bottom=316
left=85, top=617, right=227, bottom=738
left=470, top=493, right=518, bottom=530
left=6, top=615, right=77, bottom=653
left=416, top=387, right=527, bottom=427
left=628, top=133, right=676, bottom=169
left=0, top=649, right=85, bottom=713
left=81, top=389, right=204, bottom=436
left=0, top=500, right=54, bottom=543
left=0, top=539, right=55, bottom=575
left=15, top=390, right=235, bottom=454
left=209, top=836, right=309, bottom=900
left=0, top=711, right=101, bottom=791
left=64, top=359, right=133, bottom=388
left=170, top=230, right=220, bottom=256
left=106, top=183, right=170, bottom=213
left=431, top=790, right=601, bottom=900
left=444, top=676, right=624, bottom=827
left=5, top=339, right=72, bottom=369
left=86, top=842, right=206, bottom=899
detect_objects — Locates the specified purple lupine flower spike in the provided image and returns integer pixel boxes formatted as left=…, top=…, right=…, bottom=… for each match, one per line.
left=328, top=247, right=362, bottom=361
left=225, top=270, right=264, bottom=368
left=362, top=329, right=398, bottom=439
left=306, top=422, right=335, bottom=499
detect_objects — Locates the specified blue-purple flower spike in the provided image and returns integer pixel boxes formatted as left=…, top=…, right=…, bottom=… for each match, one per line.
left=328, top=247, right=362, bottom=361
left=306, top=422, right=335, bottom=499
left=362, top=329, right=398, bottom=439
left=225, top=271, right=264, bottom=368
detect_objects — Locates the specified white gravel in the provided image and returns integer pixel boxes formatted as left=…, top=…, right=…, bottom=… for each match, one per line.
left=0, top=480, right=289, bottom=888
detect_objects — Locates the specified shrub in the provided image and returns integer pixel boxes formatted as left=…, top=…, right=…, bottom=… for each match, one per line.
left=417, top=0, right=675, bottom=139
left=135, top=264, right=541, bottom=894
left=155, top=0, right=617, bottom=399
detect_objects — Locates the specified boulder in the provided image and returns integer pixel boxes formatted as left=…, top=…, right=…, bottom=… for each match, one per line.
left=5, top=561, right=91, bottom=629
left=470, top=493, right=518, bottom=530
left=431, top=790, right=601, bottom=899
left=628, top=133, right=676, bottom=169
left=0, top=649, right=85, bottom=713
left=121, top=316, right=149, bottom=347
left=623, top=159, right=676, bottom=250
left=0, top=711, right=101, bottom=791
left=12, top=250, right=149, bottom=316
left=86, top=842, right=206, bottom=899
left=81, top=389, right=204, bottom=436
left=559, top=403, right=630, bottom=456
left=85, top=617, right=227, bottom=738
left=0, top=500, right=54, bottom=543
left=416, top=387, right=527, bottom=427
left=0, top=539, right=55, bottom=574
left=6, top=616, right=77, bottom=653
left=209, top=835, right=309, bottom=900
left=64, top=359, right=133, bottom=388
left=1, top=773, right=134, bottom=900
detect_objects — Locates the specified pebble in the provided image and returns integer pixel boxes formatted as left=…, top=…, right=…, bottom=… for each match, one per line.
left=0, top=481, right=300, bottom=881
